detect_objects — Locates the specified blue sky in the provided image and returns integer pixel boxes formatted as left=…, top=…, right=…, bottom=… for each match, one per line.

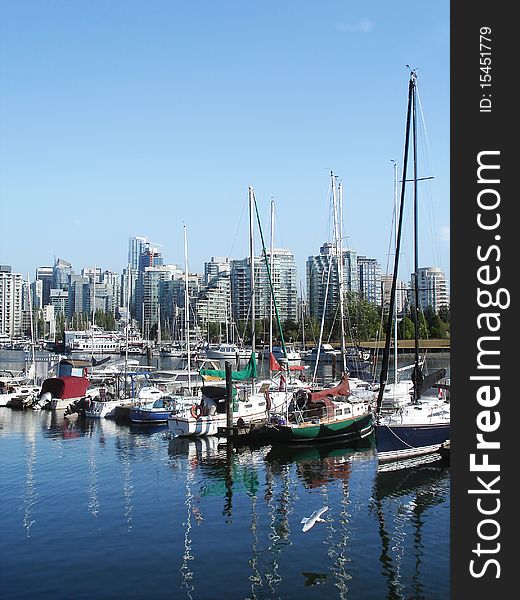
left=0, top=0, right=450, bottom=289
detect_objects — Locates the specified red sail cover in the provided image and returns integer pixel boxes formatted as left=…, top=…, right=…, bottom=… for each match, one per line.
left=40, top=376, right=90, bottom=399
left=310, top=374, right=350, bottom=402
left=269, top=352, right=306, bottom=372
left=269, top=352, right=281, bottom=371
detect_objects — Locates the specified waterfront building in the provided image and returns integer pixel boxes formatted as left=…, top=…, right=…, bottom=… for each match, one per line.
left=204, top=256, right=231, bottom=285
left=128, top=236, right=149, bottom=271
left=43, top=304, right=56, bottom=341
left=139, top=245, right=163, bottom=272
left=306, top=243, right=358, bottom=321
left=67, top=274, right=89, bottom=319
left=229, top=249, right=298, bottom=325
left=261, top=248, right=298, bottom=323
left=413, top=266, right=450, bottom=313
left=136, top=265, right=189, bottom=339
left=357, top=256, right=382, bottom=306
left=195, top=273, right=232, bottom=337
left=49, top=289, right=68, bottom=318
left=0, top=266, right=23, bottom=338
left=81, top=266, right=102, bottom=284
left=120, top=266, right=139, bottom=319
left=35, top=266, right=53, bottom=306
left=53, top=258, right=72, bottom=291
left=381, top=275, right=408, bottom=315
left=32, top=279, right=43, bottom=310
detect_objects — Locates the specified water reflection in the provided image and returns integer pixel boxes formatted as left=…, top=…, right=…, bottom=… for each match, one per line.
left=22, top=420, right=38, bottom=537
left=372, top=456, right=450, bottom=600
left=265, top=438, right=374, bottom=489
left=0, top=404, right=450, bottom=599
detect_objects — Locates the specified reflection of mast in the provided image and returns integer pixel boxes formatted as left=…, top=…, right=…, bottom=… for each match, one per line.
left=372, top=460, right=449, bottom=600
left=120, top=435, right=134, bottom=531
left=22, top=418, right=38, bottom=537
left=180, top=446, right=195, bottom=599
left=327, top=478, right=352, bottom=599
left=254, top=451, right=293, bottom=597
left=88, top=429, right=100, bottom=518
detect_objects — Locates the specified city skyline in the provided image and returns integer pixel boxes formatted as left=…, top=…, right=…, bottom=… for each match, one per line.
left=0, top=1, right=450, bottom=284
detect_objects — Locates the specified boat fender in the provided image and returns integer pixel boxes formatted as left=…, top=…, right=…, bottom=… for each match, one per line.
left=190, top=404, right=202, bottom=419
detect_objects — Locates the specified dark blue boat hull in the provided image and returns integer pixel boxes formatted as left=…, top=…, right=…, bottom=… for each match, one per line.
left=375, top=422, right=450, bottom=462
left=129, top=408, right=171, bottom=424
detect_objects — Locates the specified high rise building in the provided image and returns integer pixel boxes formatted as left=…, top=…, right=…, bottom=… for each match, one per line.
left=128, top=236, right=149, bottom=271
left=137, top=265, right=185, bottom=337
left=139, top=245, right=163, bottom=272
left=53, top=258, right=72, bottom=290
left=413, top=267, right=450, bottom=313
left=204, top=257, right=231, bottom=284
left=381, top=275, right=408, bottom=315
left=0, top=266, right=23, bottom=337
left=195, top=274, right=231, bottom=333
left=229, top=249, right=298, bottom=325
left=49, top=289, right=68, bottom=318
left=260, top=249, right=298, bottom=323
left=67, top=274, right=89, bottom=319
left=357, top=256, right=382, bottom=306
left=35, top=266, right=53, bottom=306
left=306, top=243, right=358, bottom=321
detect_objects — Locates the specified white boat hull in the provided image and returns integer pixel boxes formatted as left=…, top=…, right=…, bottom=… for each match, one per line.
left=84, top=399, right=121, bottom=419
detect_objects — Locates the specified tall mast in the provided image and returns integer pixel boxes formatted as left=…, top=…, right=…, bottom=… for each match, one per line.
left=27, top=274, right=36, bottom=383
left=248, top=187, right=256, bottom=392
left=392, top=160, right=399, bottom=385
left=124, top=265, right=131, bottom=396
left=91, top=265, right=96, bottom=363
left=269, top=198, right=275, bottom=357
left=334, top=174, right=347, bottom=374
left=411, top=72, right=422, bottom=402
left=376, top=71, right=415, bottom=414
left=184, top=225, right=192, bottom=393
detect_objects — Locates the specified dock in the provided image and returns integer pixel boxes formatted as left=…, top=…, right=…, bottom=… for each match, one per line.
left=217, top=419, right=270, bottom=446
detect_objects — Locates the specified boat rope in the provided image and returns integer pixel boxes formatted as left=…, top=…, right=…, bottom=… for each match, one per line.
left=382, top=425, right=415, bottom=449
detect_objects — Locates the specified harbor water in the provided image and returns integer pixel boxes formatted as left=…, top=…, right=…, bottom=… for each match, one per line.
left=1, top=350, right=450, bottom=599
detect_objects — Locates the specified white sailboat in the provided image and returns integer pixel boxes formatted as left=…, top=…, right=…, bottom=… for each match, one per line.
left=168, top=189, right=290, bottom=438
left=375, top=70, right=450, bottom=463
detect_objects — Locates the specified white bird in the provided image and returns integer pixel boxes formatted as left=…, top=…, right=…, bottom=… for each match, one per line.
left=301, top=506, right=329, bottom=532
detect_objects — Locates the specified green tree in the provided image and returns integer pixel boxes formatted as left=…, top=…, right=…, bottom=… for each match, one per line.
left=398, top=315, right=415, bottom=339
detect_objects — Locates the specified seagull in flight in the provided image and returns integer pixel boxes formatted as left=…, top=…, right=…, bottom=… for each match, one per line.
left=301, top=506, right=329, bottom=532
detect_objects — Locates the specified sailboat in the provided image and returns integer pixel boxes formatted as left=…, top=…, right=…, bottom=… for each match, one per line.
left=375, top=70, right=450, bottom=463
left=168, top=189, right=293, bottom=438
left=259, top=175, right=374, bottom=445
left=131, top=226, right=200, bottom=425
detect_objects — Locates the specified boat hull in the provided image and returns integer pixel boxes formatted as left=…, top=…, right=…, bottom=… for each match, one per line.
left=168, top=414, right=225, bottom=437
left=265, top=412, right=373, bottom=445
left=84, top=399, right=120, bottom=419
left=375, top=422, right=450, bottom=463
left=129, top=407, right=172, bottom=423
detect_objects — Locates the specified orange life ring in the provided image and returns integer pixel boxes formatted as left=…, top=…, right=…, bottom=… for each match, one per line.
left=190, top=404, right=202, bottom=419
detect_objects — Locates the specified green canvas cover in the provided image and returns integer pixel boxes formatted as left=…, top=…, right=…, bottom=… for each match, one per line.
left=199, top=352, right=257, bottom=381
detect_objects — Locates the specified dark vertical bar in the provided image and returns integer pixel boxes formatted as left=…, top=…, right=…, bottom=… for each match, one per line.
left=376, top=74, right=414, bottom=413
left=411, top=76, right=421, bottom=402
left=225, top=361, right=233, bottom=435
left=452, top=2, right=513, bottom=598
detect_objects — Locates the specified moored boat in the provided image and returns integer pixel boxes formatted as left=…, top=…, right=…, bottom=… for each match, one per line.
left=32, top=376, right=91, bottom=411
left=262, top=374, right=374, bottom=445
left=374, top=70, right=450, bottom=463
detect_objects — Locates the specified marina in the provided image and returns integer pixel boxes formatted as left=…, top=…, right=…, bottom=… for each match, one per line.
left=1, top=348, right=450, bottom=599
